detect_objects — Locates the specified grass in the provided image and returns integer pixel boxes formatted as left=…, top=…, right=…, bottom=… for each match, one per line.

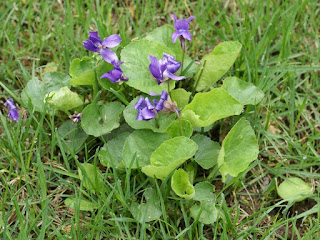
left=1, top=0, right=320, bottom=239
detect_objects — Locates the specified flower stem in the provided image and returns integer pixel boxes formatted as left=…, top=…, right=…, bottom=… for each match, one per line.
left=176, top=111, right=184, bottom=136
left=167, top=81, right=171, bottom=98
left=153, top=110, right=160, bottom=129
left=179, top=39, right=186, bottom=88
left=190, top=59, right=207, bottom=100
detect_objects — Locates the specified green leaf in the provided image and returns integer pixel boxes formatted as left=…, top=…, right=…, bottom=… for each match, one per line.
left=122, top=130, right=170, bottom=169
left=46, top=86, right=83, bottom=111
left=218, top=118, right=259, bottom=182
left=130, top=188, right=162, bottom=223
left=222, top=77, right=264, bottom=105
left=166, top=119, right=193, bottom=138
left=193, top=182, right=215, bottom=201
left=145, top=25, right=182, bottom=61
left=191, top=135, right=220, bottom=169
left=70, top=56, right=114, bottom=90
left=123, top=96, right=176, bottom=133
left=78, top=163, right=104, bottom=194
left=195, top=41, right=242, bottom=91
left=171, top=169, right=195, bottom=199
left=190, top=200, right=217, bottom=225
left=278, top=177, right=313, bottom=202
left=21, top=77, right=47, bottom=112
left=141, top=137, right=198, bottom=180
left=42, top=72, right=70, bottom=92
left=64, top=198, right=98, bottom=211
left=81, top=101, right=124, bottom=137
left=57, top=121, right=88, bottom=153
left=170, top=88, right=191, bottom=109
left=121, top=39, right=176, bottom=94
left=99, top=132, right=130, bottom=168
left=181, top=88, right=243, bottom=127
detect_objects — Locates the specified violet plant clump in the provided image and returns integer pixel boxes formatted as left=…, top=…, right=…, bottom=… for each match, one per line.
left=16, top=12, right=266, bottom=226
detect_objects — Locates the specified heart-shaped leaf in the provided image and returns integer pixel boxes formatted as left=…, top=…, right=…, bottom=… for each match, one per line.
left=190, top=200, right=217, bottom=225
left=222, top=76, right=264, bottom=105
left=218, top=118, right=259, bottom=182
left=78, top=163, right=104, bottom=194
left=171, top=169, right=195, bottom=199
left=166, top=119, right=193, bottom=138
left=65, top=198, right=98, bottom=211
left=195, top=41, right=242, bottom=91
left=122, top=130, right=169, bottom=169
left=81, top=101, right=124, bottom=137
left=142, top=137, right=198, bottom=180
left=46, top=86, right=83, bottom=111
left=278, top=177, right=313, bottom=202
left=193, top=182, right=215, bottom=201
left=181, top=88, right=243, bottom=127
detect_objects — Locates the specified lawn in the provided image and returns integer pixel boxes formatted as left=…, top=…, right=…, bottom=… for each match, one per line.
left=0, top=0, right=319, bottom=239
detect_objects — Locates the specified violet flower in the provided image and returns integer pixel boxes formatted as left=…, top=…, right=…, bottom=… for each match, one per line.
left=149, top=53, right=185, bottom=84
left=171, top=14, right=195, bottom=43
left=100, top=61, right=128, bottom=84
left=83, top=31, right=122, bottom=64
left=149, top=90, right=168, bottom=111
left=69, top=112, right=82, bottom=123
left=134, top=96, right=156, bottom=121
left=4, top=98, right=19, bottom=122
left=150, top=90, right=180, bottom=116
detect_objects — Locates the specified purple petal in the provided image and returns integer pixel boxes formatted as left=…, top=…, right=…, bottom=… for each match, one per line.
left=160, top=90, right=168, bottom=100
left=8, top=108, right=19, bottom=121
left=149, top=91, right=160, bottom=96
left=140, top=107, right=155, bottom=120
left=166, top=56, right=181, bottom=73
left=174, top=19, right=189, bottom=31
left=149, top=55, right=162, bottom=80
left=88, top=31, right=102, bottom=45
left=4, top=98, right=17, bottom=109
left=172, top=31, right=180, bottom=43
left=145, top=97, right=155, bottom=110
left=102, top=34, right=122, bottom=48
left=187, top=16, right=195, bottom=23
left=164, top=71, right=186, bottom=81
left=100, top=48, right=119, bottom=64
left=171, top=14, right=177, bottom=22
left=181, top=31, right=192, bottom=41
left=134, top=96, right=145, bottom=109
left=136, top=109, right=144, bottom=120
left=83, top=39, right=100, bottom=52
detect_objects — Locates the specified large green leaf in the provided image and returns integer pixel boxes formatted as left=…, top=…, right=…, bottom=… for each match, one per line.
left=46, top=86, right=83, bottom=111
left=195, top=41, right=242, bottom=91
left=64, top=198, right=98, bottom=211
left=181, top=88, right=243, bottom=127
left=170, top=88, right=191, bottom=109
left=123, top=96, right=176, bottom=133
left=70, top=56, right=114, bottom=90
left=222, top=77, right=264, bottom=105
left=42, top=72, right=70, bottom=92
left=166, top=119, right=193, bottom=138
left=21, top=77, right=47, bottom=112
left=191, top=135, right=220, bottom=169
left=130, top=188, right=162, bottom=223
left=81, top=101, right=124, bottom=137
left=190, top=200, right=217, bottom=225
left=278, top=177, right=313, bottom=202
left=145, top=24, right=182, bottom=61
left=193, top=182, right=215, bottom=201
left=171, top=169, right=195, bottom=199
left=78, top=163, right=104, bottom=194
left=99, top=132, right=130, bottom=168
left=141, top=137, right=198, bottom=180
left=57, top=121, right=88, bottom=153
left=122, top=130, right=169, bottom=169
left=121, top=39, right=176, bottom=94
left=218, top=118, right=259, bottom=182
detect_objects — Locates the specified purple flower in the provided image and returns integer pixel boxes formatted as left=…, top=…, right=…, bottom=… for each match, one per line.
left=4, top=98, right=19, bottom=122
left=83, top=31, right=122, bottom=64
left=100, top=61, right=128, bottom=83
left=134, top=96, right=156, bottom=121
left=149, top=91, right=168, bottom=111
left=149, top=53, right=185, bottom=84
left=69, top=112, right=82, bottom=123
left=171, top=14, right=195, bottom=43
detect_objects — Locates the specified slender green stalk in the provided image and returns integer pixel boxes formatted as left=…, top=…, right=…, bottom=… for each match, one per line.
left=177, top=112, right=184, bottom=136
left=191, top=60, right=207, bottom=99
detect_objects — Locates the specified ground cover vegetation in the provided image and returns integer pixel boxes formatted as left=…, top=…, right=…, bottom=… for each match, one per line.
left=0, top=0, right=319, bottom=239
